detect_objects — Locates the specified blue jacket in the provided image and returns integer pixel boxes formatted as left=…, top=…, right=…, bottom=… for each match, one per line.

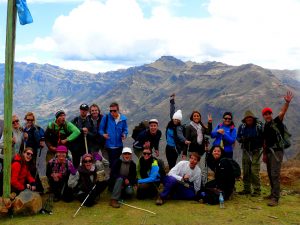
left=99, top=113, right=128, bottom=148
left=211, top=124, right=237, bottom=153
left=137, top=159, right=160, bottom=184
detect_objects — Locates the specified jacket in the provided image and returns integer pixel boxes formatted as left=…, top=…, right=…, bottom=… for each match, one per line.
left=211, top=124, right=237, bottom=153
left=133, top=129, right=162, bottom=151
left=109, top=158, right=137, bottom=187
left=11, top=154, right=35, bottom=191
left=99, top=113, right=128, bottom=148
left=137, top=159, right=160, bottom=184
left=185, top=122, right=212, bottom=155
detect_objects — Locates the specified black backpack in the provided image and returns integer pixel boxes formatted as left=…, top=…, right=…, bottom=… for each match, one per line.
left=132, top=121, right=149, bottom=141
left=270, top=122, right=292, bottom=149
left=221, top=158, right=241, bottom=179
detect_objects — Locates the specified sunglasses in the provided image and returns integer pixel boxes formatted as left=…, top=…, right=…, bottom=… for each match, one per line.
left=12, top=120, right=19, bottom=124
left=25, top=152, right=33, bottom=157
left=143, top=152, right=151, bottom=156
left=110, top=110, right=117, bottom=113
left=26, top=119, right=34, bottom=122
left=83, top=160, right=92, bottom=163
left=223, top=117, right=232, bottom=121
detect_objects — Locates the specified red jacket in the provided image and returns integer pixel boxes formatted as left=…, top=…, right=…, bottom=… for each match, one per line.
left=11, top=154, right=35, bottom=191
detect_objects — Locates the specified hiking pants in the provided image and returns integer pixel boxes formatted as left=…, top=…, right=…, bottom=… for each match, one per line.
left=266, top=150, right=283, bottom=201
left=160, top=175, right=195, bottom=200
left=166, top=145, right=178, bottom=170
left=107, top=147, right=123, bottom=168
left=136, top=182, right=159, bottom=199
left=111, top=178, right=134, bottom=200
left=242, top=149, right=261, bottom=193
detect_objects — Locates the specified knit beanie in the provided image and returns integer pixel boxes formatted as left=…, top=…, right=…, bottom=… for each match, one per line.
left=55, top=110, right=65, bottom=119
left=56, top=145, right=67, bottom=153
left=173, top=110, right=183, bottom=121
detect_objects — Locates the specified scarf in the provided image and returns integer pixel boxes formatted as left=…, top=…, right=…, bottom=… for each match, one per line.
left=190, top=121, right=203, bottom=145
left=139, top=156, right=153, bottom=179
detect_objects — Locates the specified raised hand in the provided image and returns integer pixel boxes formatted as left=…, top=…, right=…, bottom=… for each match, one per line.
left=207, top=113, right=212, bottom=123
left=284, top=91, right=293, bottom=103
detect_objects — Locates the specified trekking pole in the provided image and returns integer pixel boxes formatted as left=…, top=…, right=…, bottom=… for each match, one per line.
left=84, top=134, right=88, bottom=154
left=73, top=184, right=96, bottom=218
left=269, top=148, right=280, bottom=162
left=118, top=200, right=156, bottom=215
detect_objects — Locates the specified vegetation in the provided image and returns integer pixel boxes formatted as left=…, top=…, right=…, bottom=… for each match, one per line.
left=1, top=180, right=299, bottom=225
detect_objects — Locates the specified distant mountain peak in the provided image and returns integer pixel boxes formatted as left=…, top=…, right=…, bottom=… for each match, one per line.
left=149, top=56, right=186, bottom=71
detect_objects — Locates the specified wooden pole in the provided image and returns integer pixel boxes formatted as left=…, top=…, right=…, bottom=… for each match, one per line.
left=3, top=0, right=17, bottom=198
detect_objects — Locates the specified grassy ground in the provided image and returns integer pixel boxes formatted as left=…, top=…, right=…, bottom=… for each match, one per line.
left=1, top=181, right=299, bottom=225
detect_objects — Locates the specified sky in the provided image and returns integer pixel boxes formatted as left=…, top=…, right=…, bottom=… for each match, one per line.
left=0, top=0, right=300, bottom=73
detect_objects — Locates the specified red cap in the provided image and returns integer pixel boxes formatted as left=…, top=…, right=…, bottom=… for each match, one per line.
left=262, top=107, right=273, bottom=116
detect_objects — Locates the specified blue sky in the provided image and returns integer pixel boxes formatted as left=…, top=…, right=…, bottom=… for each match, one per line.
left=0, top=0, right=300, bottom=73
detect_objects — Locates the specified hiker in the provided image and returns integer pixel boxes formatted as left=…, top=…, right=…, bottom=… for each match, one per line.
left=23, top=112, right=45, bottom=160
left=133, top=119, right=162, bottom=158
left=0, top=115, right=28, bottom=157
left=262, top=91, right=293, bottom=207
left=237, top=110, right=263, bottom=197
left=109, top=147, right=137, bottom=208
left=44, top=110, right=80, bottom=162
left=68, top=153, right=108, bottom=207
left=11, top=147, right=36, bottom=194
left=46, top=145, right=76, bottom=202
left=99, top=102, right=128, bottom=167
left=166, top=94, right=190, bottom=169
left=156, top=152, right=201, bottom=205
left=203, top=146, right=236, bottom=204
left=71, top=104, right=94, bottom=167
left=136, top=148, right=161, bottom=199
left=211, top=112, right=237, bottom=158
left=87, top=103, right=104, bottom=153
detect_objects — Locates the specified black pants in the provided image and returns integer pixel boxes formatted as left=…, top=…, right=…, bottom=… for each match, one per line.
left=136, top=183, right=159, bottom=199
left=49, top=179, right=73, bottom=202
left=166, top=145, right=178, bottom=170
left=77, top=181, right=107, bottom=207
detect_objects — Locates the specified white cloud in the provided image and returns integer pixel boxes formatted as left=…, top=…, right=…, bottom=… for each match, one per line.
left=0, top=0, right=84, bottom=3
left=12, top=0, right=300, bottom=72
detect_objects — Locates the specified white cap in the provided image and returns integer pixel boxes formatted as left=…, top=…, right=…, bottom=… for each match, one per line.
left=149, top=119, right=159, bottom=125
left=172, top=110, right=182, bottom=121
left=122, top=147, right=132, bottom=154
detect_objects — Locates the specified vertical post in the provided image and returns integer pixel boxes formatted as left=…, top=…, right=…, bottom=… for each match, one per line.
left=3, top=0, right=17, bottom=198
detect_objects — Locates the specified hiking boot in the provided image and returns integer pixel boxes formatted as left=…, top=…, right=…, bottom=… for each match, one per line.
left=238, top=190, right=251, bottom=195
left=156, top=196, right=164, bottom=206
left=263, top=195, right=273, bottom=200
left=110, top=199, right=120, bottom=208
left=267, top=198, right=278, bottom=207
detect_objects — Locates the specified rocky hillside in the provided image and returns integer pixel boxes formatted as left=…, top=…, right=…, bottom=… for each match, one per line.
left=0, top=56, right=299, bottom=157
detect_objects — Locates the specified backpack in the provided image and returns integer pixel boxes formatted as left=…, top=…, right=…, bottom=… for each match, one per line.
left=221, top=158, right=241, bottom=179
left=132, top=120, right=149, bottom=141
left=270, top=122, right=291, bottom=149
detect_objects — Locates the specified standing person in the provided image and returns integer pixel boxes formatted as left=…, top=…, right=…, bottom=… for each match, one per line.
left=88, top=103, right=104, bottom=153
left=136, top=148, right=161, bottom=200
left=23, top=112, right=45, bottom=160
left=262, top=91, right=293, bottom=207
left=133, top=119, right=162, bottom=158
left=68, top=153, right=108, bottom=207
left=204, top=146, right=236, bottom=204
left=11, top=147, right=36, bottom=194
left=184, top=111, right=212, bottom=158
left=46, top=145, right=76, bottom=202
left=99, top=102, right=128, bottom=167
left=0, top=115, right=28, bottom=157
left=156, top=152, right=201, bottom=205
left=166, top=94, right=190, bottom=170
left=211, top=112, right=237, bottom=159
left=44, top=110, right=80, bottom=162
left=237, top=110, right=263, bottom=196
left=109, top=147, right=136, bottom=208
left=71, top=104, right=94, bottom=168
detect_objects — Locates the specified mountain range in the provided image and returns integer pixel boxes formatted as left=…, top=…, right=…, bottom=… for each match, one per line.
left=0, top=56, right=299, bottom=157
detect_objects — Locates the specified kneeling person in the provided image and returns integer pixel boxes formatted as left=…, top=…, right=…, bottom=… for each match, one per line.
left=109, top=147, right=136, bottom=208
left=157, top=152, right=201, bottom=205
left=68, top=153, right=108, bottom=207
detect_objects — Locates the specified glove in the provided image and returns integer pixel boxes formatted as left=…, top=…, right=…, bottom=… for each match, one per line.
left=96, top=170, right=105, bottom=182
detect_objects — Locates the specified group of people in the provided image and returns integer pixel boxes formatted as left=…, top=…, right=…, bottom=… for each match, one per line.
left=0, top=91, right=293, bottom=215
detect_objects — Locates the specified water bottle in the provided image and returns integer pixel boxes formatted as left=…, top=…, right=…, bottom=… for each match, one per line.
left=219, top=191, right=225, bottom=209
